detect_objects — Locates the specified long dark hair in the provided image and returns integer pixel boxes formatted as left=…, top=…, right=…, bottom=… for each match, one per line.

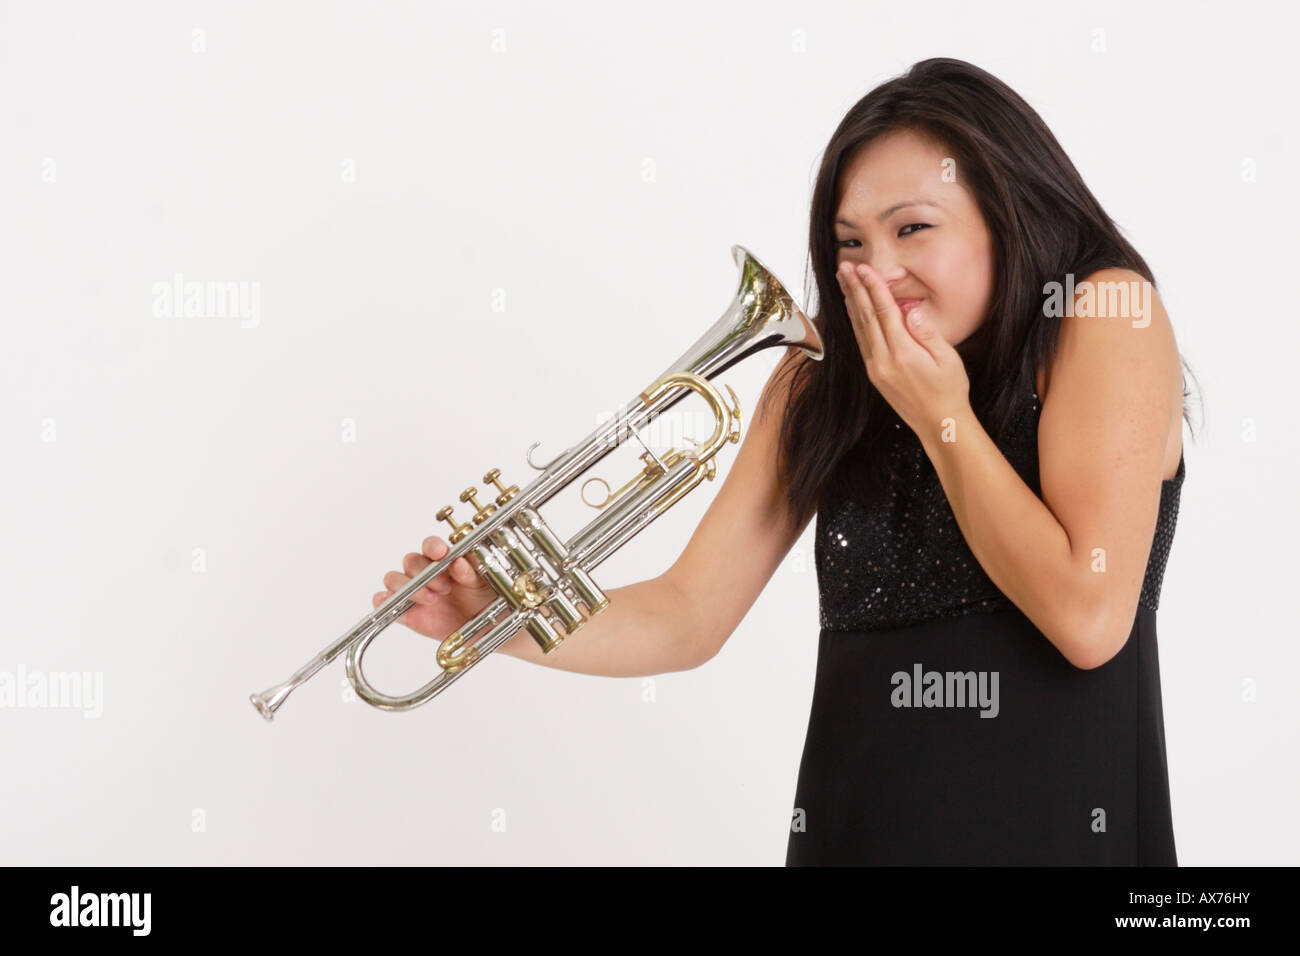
left=763, top=57, right=1201, bottom=530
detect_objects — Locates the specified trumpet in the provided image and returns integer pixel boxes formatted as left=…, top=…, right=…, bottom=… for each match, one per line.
left=250, top=244, right=824, bottom=720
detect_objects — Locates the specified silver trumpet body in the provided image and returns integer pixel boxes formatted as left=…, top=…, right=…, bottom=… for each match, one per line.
left=250, top=244, right=823, bottom=720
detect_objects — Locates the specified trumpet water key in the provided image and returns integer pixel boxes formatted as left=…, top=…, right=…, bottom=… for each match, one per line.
left=250, top=245, right=824, bottom=720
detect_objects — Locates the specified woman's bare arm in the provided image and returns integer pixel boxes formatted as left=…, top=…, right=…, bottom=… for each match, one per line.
left=492, top=576, right=698, bottom=676
left=376, top=347, right=813, bottom=676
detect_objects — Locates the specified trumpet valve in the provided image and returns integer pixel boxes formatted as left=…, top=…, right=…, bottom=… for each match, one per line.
left=544, top=589, right=587, bottom=635
left=436, top=505, right=473, bottom=544
left=484, top=468, right=519, bottom=506
left=460, top=486, right=498, bottom=524
left=525, top=613, right=564, bottom=654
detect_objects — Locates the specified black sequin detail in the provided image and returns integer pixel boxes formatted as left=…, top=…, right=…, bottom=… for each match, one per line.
left=816, top=391, right=1185, bottom=632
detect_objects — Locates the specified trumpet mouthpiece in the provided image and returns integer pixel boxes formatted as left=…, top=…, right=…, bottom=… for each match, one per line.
left=249, top=681, right=294, bottom=721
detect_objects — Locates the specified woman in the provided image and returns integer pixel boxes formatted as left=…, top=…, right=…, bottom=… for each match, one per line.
left=375, top=58, right=1196, bottom=866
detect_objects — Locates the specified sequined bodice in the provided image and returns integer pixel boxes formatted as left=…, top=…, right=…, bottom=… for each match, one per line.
left=816, top=391, right=1185, bottom=632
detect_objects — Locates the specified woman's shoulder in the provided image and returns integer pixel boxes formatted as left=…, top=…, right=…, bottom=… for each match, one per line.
left=1035, top=266, right=1185, bottom=483
left=1035, top=267, right=1177, bottom=401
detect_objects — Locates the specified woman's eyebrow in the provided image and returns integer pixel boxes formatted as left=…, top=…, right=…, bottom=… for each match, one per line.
left=835, top=199, right=941, bottom=228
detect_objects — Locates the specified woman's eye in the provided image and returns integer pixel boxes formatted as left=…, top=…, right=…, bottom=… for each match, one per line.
left=835, top=224, right=929, bottom=249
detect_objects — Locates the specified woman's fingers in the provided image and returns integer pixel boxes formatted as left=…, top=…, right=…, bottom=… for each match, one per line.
left=855, top=263, right=908, bottom=353
left=422, top=535, right=479, bottom=586
left=372, top=587, right=411, bottom=621
left=383, top=569, right=441, bottom=606
left=838, top=261, right=885, bottom=360
left=834, top=268, right=864, bottom=357
left=379, top=537, right=461, bottom=612
left=420, top=536, right=459, bottom=587
left=377, top=535, right=483, bottom=622
left=450, top=555, right=477, bottom=585
left=421, top=535, right=449, bottom=561
left=374, top=531, right=498, bottom=640
left=372, top=588, right=433, bottom=632
left=403, top=551, right=450, bottom=596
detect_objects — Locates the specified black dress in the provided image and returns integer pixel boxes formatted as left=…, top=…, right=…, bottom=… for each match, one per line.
left=785, top=388, right=1184, bottom=866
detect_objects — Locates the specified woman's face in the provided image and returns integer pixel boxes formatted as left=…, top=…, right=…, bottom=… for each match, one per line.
left=833, top=128, right=995, bottom=346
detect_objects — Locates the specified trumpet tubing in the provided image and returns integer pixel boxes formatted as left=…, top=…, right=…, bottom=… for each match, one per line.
left=250, top=245, right=824, bottom=720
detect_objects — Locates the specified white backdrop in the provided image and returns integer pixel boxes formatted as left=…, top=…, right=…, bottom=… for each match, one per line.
left=2, top=0, right=1296, bottom=865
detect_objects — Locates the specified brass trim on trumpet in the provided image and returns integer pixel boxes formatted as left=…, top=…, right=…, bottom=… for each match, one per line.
left=436, top=630, right=479, bottom=673
left=511, top=572, right=544, bottom=609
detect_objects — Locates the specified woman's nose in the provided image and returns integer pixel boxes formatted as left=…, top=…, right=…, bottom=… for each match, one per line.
left=864, top=255, right=904, bottom=280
